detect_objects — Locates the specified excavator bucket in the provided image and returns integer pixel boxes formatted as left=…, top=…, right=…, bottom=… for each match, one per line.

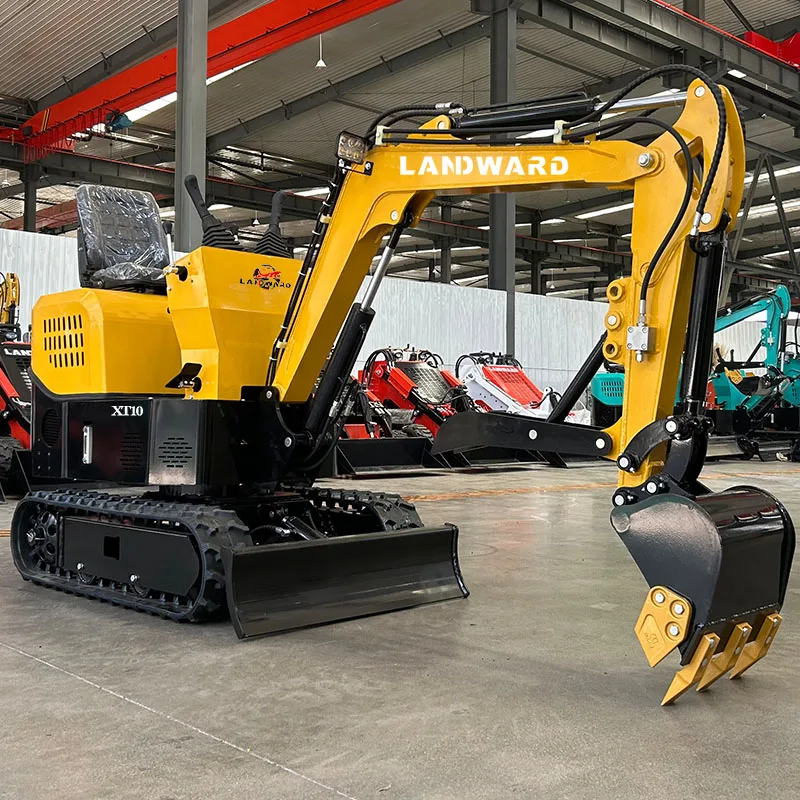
left=611, top=486, right=794, bottom=704
left=221, top=524, right=468, bottom=638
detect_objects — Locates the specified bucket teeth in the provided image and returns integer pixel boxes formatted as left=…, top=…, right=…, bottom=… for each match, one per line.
left=729, top=613, right=782, bottom=680
left=634, top=586, right=692, bottom=667
left=696, top=622, right=751, bottom=691
left=660, top=614, right=781, bottom=704
left=635, top=590, right=784, bottom=705
left=661, top=633, right=719, bottom=706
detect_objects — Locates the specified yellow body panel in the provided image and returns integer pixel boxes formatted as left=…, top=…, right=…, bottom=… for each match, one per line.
left=32, top=248, right=303, bottom=401
left=167, top=247, right=301, bottom=400
left=33, top=289, right=183, bottom=396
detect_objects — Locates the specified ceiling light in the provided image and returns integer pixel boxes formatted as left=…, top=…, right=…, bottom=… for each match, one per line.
left=477, top=222, right=548, bottom=230
left=576, top=201, right=635, bottom=220
left=126, top=93, right=177, bottom=122
left=295, top=187, right=329, bottom=197
left=765, top=248, right=800, bottom=258
left=727, top=69, right=747, bottom=79
left=744, top=197, right=800, bottom=219
left=206, top=61, right=255, bottom=86
left=541, top=218, right=565, bottom=225
left=124, top=62, right=254, bottom=123
left=744, top=164, right=800, bottom=184
left=315, top=34, right=327, bottom=69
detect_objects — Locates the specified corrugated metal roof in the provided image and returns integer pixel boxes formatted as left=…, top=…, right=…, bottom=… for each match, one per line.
left=0, top=0, right=267, bottom=102
left=0, top=0, right=178, bottom=100
left=704, top=0, right=800, bottom=35
left=234, top=26, right=638, bottom=160
left=516, top=23, right=636, bottom=87
left=139, top=0, right=478, bottom=134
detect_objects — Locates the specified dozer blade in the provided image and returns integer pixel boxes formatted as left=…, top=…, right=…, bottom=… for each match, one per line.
left=221, top=524, right=468, bottom=638
left=611, top=486, right=794, bottom=704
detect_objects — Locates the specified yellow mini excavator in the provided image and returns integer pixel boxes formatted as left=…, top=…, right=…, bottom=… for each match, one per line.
left=12, top=65, right=794, bottom=704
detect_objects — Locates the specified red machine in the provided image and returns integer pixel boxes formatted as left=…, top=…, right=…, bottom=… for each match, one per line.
left=0, top=340, right=31, bottom=452
left=0, top=273, right=31, bottom=482
left=359, top=347, right=474, bottom=437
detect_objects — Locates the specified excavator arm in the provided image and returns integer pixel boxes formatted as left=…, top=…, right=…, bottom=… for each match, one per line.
left=267, top=66, right=793, bottom=704
left=0, top=272, right=21, bottom=333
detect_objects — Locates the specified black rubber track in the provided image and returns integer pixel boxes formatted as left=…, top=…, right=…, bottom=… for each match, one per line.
left=10, top=490, right=252, bottom=623
left=10, top=487, right=426, bottom=625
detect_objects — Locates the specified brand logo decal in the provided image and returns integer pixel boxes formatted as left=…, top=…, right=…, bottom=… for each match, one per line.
left=398, top=154, right=569, bottom=177
left=240, top=266, right=292, bottom=290
left=112, top=405, right=144, bottom=417
left=3, top=349, right=29, bottom=357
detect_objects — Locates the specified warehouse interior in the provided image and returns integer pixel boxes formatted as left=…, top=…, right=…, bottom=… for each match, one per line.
left=2, top=0, right=800, bottom=797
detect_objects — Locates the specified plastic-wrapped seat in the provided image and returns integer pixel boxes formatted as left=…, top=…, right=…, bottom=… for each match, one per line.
left=76, top=185, right=169, bottom=292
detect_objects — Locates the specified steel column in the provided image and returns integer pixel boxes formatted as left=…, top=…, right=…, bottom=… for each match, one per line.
left=175, top=0, right=209, bottom=252
left=529, top=213, right=544, bottom=294
left=683, top=0, right=705, bottom=17
left=487, top=0, right=517, bottom=354
left=440, top=204, right=452, bottom=284
left=21, top=165, right=41, bottom=232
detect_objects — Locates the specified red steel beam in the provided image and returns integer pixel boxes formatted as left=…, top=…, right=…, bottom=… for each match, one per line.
left=2, top=0, right=401, bottom=159
left=652, top=0, right=800, bottom=67
left=2, top=199, right=78, bottom=231
left=2, top=193, right=169, bottom=231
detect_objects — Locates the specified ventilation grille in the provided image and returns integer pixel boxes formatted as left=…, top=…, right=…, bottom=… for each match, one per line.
left=42, top=314, right=86, bottom=369
left=41, top=409, right=61, bottom=447
left=593, top=374, right=624, bottom=401
left=120, top=431, right=145, bottom=472
left=156, top=436, right=193, bottom=469
left=396, top=362, right=452, bottom=405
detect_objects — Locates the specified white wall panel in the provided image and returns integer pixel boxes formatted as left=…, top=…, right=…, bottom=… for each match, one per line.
left=0, top=229, right=79, bottom=334
left=355, top=278, right=506, bottom=374
left=716, top=319, right=766, bottom=365
left=356, top=278, right=607, bottom=393
left=515, top=292, right=607, bottom=392
left=5, top=229, right=773, bottom=398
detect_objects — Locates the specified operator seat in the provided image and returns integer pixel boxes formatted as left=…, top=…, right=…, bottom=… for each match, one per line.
left=76, top=185, right=170, bottom=292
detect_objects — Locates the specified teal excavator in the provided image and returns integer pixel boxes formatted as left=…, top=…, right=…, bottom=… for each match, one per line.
left=593, top=284, right=800, bottom=450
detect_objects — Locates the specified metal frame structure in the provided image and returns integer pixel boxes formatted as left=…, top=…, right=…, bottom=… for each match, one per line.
left=0, top=0, right=798, bottom=311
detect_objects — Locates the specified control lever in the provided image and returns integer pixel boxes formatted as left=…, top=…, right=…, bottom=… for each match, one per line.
left=253, top=190, right=292, bottom=258
left=183, top=174, right=242, bottom=251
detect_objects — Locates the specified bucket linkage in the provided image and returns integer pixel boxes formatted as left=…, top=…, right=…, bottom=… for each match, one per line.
left=608, top=225, right=795, bottom=704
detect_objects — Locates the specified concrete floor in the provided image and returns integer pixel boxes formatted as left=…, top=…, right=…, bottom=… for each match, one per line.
left=2, top=460, right=800, bottom=799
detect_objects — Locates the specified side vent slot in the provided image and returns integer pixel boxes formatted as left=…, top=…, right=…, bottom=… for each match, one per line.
left=43, top=314, right=87, bottom=369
